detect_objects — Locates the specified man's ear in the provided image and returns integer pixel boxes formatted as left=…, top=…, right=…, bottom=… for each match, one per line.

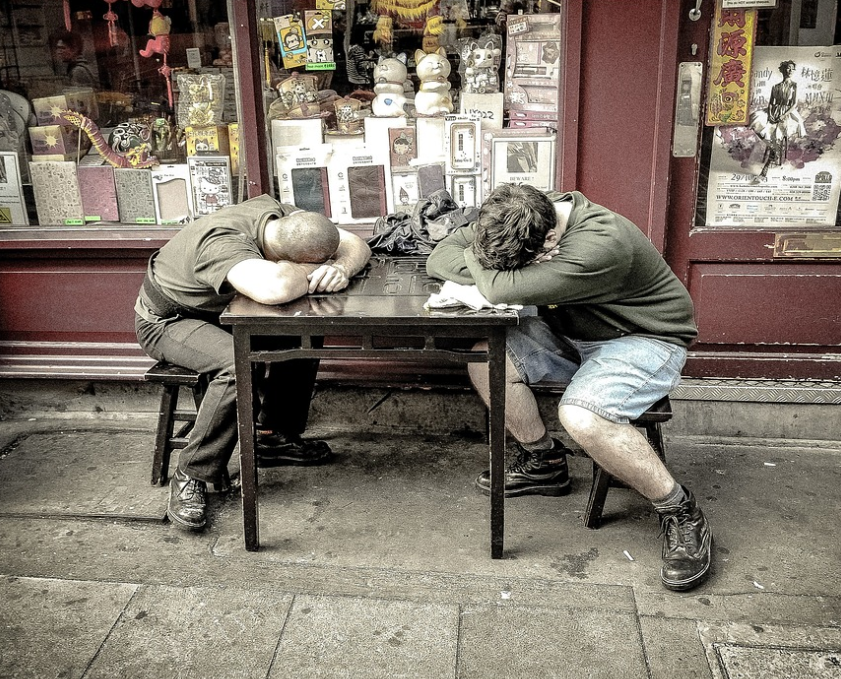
left=543, top=229, right=559, bottom=248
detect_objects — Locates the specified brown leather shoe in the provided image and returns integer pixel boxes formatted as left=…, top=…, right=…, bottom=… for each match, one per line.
left=167, top=468, right=207, bottom=531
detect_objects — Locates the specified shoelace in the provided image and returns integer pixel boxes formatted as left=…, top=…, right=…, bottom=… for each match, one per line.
left=180, top=478, right=205, bottom=502
left=507, top=447, right=535, bottom=474
left=658, top=508, right=699, bottom=553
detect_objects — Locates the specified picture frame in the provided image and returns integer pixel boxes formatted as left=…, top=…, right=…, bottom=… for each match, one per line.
left=490, top=135, right=556, bottom=191
left=0, top=151, right=29, bottom=225
left=481, top=128, right=556, bottom=195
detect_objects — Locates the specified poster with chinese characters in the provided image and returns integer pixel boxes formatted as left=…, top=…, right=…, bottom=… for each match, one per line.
left=706, top=3, right=756, bottom=125
left=705, top=46, right=841, bottom=228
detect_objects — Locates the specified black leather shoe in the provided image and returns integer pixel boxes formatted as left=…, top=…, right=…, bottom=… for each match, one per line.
left=167, top=469, right=207, bottom=531
left=655, top=486, right=713, bottom=591
left=256, top=431, right=333, bottom=467
left=475, top=439, right=572, bottom=497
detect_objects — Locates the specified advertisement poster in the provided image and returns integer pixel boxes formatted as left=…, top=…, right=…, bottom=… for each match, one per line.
left=705, top=46, right=841, bottom=227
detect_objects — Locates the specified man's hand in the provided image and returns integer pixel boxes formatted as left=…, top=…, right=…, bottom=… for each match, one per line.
left=531, top=246, right=560, bottom=265
left=307, top=263, right=349, bottom=294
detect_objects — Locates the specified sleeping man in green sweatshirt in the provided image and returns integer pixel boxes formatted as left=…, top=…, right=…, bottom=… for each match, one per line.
left=426, top=183, right=712, bottom=591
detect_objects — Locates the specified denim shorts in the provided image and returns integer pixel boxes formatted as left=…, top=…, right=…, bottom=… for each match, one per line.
left=506, top=314, right=687, bottom=424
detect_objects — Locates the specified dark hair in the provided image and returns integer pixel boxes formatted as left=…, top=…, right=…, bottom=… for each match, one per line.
left=51, top=30, right=83, bottom=55
left=472, top=183, right=557, bottom=270
left=779, top=60, right=796, bottom=73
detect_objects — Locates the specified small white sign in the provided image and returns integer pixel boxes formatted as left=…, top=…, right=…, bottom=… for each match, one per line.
left=722, top=0, right=777, bottom=8
left=186, top=48, right=202, bottom=69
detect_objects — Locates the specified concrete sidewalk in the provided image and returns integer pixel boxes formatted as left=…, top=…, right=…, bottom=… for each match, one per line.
left=1, top=409, right=840, bottom=678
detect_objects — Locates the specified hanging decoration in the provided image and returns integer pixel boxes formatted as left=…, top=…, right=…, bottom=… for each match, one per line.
left=371, top=0, right=438, bottom=21
left=274, top=15, right=308, bottom=70
left=103, top=0, right=120, bottom=47
left=138, top=7, right=174, bottom=108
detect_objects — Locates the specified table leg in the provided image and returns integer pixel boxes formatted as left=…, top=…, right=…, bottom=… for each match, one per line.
left=488, top=329, right=506, bottom=558
left=233, top=326, right=260, bottom=551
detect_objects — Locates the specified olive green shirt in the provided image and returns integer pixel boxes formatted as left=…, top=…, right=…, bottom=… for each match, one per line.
left=136, top=194, right=297, bottom=318
left=426, top=191, right=698, bottom=347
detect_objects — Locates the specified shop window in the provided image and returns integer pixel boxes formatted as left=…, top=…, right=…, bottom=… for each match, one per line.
left=262, top=0, right=562, bottom=227
left=0, top=0, right=237, bottom=227
left=695, top=0, right=841, bottom=235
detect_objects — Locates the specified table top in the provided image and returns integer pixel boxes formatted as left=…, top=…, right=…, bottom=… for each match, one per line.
left=220, top=256, right=520, bottom=329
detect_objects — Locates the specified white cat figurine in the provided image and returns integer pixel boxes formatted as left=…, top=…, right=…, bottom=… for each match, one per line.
left=372, top=54, right=408, bottom=117
left=414, top=48, right=453, bottom=116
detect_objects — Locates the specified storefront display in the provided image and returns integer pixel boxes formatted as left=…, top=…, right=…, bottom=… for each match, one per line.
left=0, top=0, right=561, bottom=228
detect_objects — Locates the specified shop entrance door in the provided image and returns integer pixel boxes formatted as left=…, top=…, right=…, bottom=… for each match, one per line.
left=666, top=0, right=841, bottom=379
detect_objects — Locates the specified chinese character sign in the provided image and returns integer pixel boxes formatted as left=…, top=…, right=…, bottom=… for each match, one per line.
left=706, top=3, right=756, bottom=126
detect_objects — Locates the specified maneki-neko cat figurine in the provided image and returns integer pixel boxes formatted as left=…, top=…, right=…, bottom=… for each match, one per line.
left=414, top=48, right=453, bottom=116
left=372, top=54, right=408, bottom=117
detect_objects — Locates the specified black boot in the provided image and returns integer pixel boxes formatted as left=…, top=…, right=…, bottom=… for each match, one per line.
left=167, top=468, right=207, bottom=531
left=475, top=439, right=572, bottom=497
left=256, top=431, right=333, bottom=467
left=655, top=486, right=713, bottom=591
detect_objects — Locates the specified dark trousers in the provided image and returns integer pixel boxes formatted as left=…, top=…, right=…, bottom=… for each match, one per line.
left=136, top=313, right=319, bottom=484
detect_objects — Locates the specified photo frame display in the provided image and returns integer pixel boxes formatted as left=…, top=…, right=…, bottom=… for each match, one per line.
left=0, top=151, right=29, bottom=225
left=481, top=128, right=555, bottom=195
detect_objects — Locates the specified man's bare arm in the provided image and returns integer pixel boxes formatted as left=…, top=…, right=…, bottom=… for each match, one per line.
left=307, top=228, right=372, bottom=294
left=227, top=258, right=315, bottom=305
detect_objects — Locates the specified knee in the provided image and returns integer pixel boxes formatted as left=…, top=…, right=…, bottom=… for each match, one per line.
left=558, top=404, right=602, bottom=441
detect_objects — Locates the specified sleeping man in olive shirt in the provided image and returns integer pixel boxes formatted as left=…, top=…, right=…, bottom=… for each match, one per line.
left=426, top=183, right=712, bottom=591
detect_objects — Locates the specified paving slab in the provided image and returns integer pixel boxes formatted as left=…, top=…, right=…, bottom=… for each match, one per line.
left=0, top=575, right=136, bottom=679
left=0, top=428, right=165, bottom=520
left=698, top=621, right=841, bottom=679
left=270, top=594, right=459, bottom=679
left=457, top=603, right=649, bottom=678
left=85, top=584, right=294, bottom=679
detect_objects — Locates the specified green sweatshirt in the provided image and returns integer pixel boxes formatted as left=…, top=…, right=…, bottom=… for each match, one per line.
left=426, top=191, right=698, bottom=347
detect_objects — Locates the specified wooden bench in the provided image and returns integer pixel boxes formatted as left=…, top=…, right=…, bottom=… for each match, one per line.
left=144, top=361, right=206, bottom=486
left=533, top=383, right=672, bottom=529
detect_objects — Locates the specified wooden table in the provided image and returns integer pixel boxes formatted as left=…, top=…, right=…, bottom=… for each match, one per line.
left=220, top=256, right=519, bottom=557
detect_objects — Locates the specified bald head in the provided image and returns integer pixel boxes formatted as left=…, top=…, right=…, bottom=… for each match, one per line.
left=265, top=211, right=340, bottom=263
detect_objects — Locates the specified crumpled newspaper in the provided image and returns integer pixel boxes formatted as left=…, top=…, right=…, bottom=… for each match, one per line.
left=424, top=280, right=523, bottom=311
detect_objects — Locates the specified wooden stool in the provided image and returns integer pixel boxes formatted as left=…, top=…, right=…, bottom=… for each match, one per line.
left=584, top=395, right=672, bottom=529
left=144, top=361, right=206, bottom=486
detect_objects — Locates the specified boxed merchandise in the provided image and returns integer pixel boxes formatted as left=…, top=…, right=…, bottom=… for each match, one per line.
left=28, top=125, right=89, bottom=159
left=114, top=169, right=157, bottom=224
left=188, top=156, right=233, bottom=216
left=78, top=165, right=119, bottom=222
left=151, top=164, right=193, bottom=225
left=228, top=123, right=239, bottom=174
left=503, top=13, right=562, bottom=116
left=31, top=90, right=98, bottom=126
left=185, top=125, right=230, bottom=156
left=29, top=160, right=85, bottom=225
left=0, top=152, right=29, bottom=226
left=276, top=144, right=333, bottom=217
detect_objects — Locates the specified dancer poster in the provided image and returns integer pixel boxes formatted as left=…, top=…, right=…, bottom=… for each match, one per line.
left=705, top=46, right=841, bottom=227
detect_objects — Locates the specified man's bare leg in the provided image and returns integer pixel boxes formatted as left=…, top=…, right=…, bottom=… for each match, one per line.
left=468, top=342, right=571, bottom=497
left=557, top=404, right=674, bottom=500
left=467, top=341, right=545, bottom=444
left=559, top=403, right=713, bottom=591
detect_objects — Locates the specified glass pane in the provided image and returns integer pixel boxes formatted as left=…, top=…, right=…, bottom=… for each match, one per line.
left=696, top=0, right=841, bottom=231
left=259, top=0, right=561, bottom=225
left=0, top=0, right=237, bottom=227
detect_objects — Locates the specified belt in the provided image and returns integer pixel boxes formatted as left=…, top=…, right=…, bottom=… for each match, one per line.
left=142, top=272, right=221, bottom=324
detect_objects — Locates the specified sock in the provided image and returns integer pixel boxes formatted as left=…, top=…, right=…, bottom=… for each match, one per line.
left=652, top=482, right=686, bottom=509
left=521, top=432, right=554, bottom=453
